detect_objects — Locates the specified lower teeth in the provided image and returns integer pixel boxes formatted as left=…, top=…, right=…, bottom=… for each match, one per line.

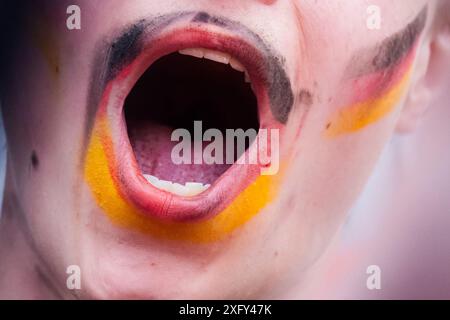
left=143, top=174, right=210, bottom=197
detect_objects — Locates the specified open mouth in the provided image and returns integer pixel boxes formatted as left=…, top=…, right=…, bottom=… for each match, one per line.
left=88, top=13, right=294, bottom=223
left=125, top=49, right=259, bottom=197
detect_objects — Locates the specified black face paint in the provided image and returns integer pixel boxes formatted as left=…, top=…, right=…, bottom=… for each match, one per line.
left=82, top=12, right=185, bottom=156
left=372, top=6, right=427, bottom=71
left=267, top=56, right=294, bottom=123
left=191, top=11, right=211, bottom=24
left=83, top=11, right=294, bottom=157
left=191, top=11, right=228, bottom=28
left=102, top=12, right=188, bottom=84
left=105, top=21, right=145, bottom=82
left=347, top=5, right=428, bottom=77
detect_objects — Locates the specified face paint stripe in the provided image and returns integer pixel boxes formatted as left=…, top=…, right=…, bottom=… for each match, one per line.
left=327, top=69, right=412, bottom=136
left=371, top=6, right=427, bottom=72
left=327, top=40, right=418, bottom=136
left=84, top=118, right=281, bottom=242
left=347, top=6, right=427, bottom=78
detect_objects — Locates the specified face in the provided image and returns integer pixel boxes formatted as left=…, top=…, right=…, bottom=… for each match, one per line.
left=1, top=0, right=438, bottom=298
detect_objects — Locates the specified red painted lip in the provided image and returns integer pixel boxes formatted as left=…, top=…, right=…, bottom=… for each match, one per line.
left=99, top=24, right=285, bottom=222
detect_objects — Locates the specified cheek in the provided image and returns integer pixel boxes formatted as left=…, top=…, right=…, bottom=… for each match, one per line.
left=325, top=45, right=418, bottom=137
left=271, top=83, right=402, bottom=270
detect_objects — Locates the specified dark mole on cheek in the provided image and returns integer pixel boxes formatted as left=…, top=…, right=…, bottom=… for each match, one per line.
left=31, top=150, right=39, bottom=169
left=297, top=89, right=313, bottom=107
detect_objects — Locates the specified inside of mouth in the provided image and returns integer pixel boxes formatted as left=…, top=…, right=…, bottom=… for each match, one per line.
left=124, top=52, right=259, bottom=187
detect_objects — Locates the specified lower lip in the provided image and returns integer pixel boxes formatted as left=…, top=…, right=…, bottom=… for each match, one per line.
left=84, top=28, right=286, bottom=242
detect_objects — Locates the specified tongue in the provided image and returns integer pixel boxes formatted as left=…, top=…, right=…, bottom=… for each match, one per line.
left=128, top=120, right=230, bottom=185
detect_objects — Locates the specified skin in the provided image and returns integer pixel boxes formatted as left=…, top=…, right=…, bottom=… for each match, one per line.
left=0, top=0, right=449, bottom=299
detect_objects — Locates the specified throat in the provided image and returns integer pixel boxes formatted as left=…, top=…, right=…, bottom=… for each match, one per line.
left=0, top=194, right=64, bottom=299
left=124, top=51, right=259, bottom=194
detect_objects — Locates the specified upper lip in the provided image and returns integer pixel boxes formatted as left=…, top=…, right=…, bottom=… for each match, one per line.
left=95, top=12, right=292, bottom=222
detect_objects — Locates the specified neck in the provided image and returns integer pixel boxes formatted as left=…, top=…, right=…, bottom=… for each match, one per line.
left=0, top=186, right=61, bottom=299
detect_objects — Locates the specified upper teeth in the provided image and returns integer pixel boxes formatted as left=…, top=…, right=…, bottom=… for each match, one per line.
left=143, top=174, right=210, bottom=197
left=179, top=48, right=250, bottom=81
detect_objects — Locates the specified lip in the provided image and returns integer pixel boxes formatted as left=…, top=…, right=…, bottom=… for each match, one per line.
left=88, top=12, right=293, bottom=227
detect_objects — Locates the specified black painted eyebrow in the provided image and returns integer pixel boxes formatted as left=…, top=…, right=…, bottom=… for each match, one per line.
left=348, top=6, right=428, bottom=77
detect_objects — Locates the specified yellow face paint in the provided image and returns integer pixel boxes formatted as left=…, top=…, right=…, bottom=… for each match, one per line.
left=84, top=117, right=281, bottom=243
left=326, top=42, right=418, bottom=137
left=326, top=68, right=412, bottom=137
